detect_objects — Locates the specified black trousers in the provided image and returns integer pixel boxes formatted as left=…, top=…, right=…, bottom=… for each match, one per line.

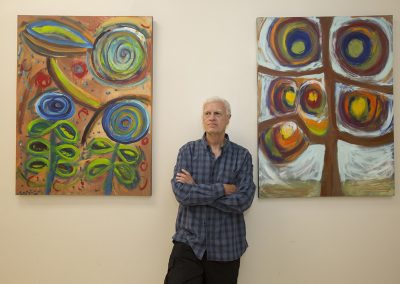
left=164, top=242, right=240, bottom=284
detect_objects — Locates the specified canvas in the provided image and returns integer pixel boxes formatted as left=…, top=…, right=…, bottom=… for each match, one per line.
left=257, top=16, right=393, bottom=197
left=16, top=16, right=153, bottom=195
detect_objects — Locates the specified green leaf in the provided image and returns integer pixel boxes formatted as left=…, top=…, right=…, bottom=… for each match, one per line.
left=26, top=138, right=50, bottom=156
left=55, top=144, right=80, bottom=161
left=114, top=162, right=138, bottom=186
left=56, top=161, right=77, bottom=178
left=27, top=119, right=53, bottom=137
left=86, top=158, right=112, bottom=180
left=117, top=145, right=142, bottom=165
left=87, top=138, right=115, bottom=154
left=54, top=121, right=79, bottom=143
left=24, top=157, right=49, bottom=173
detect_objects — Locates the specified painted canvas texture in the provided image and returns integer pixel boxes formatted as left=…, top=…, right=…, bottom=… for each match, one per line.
left=16, top=16, right=153, bottom=195
left=257, top=16, right=394, bottom=197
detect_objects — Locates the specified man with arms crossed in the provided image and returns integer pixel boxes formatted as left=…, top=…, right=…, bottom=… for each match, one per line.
left=165, top=97, right=255, bottom=284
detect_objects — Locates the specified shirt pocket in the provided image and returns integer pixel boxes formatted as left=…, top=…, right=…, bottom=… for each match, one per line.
left=217, top=168, right=239, bottom=184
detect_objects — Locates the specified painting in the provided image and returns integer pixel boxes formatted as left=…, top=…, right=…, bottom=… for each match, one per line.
left=257, top=16, right=393, bottom=197
left=16, top=16, right=153, bottom=195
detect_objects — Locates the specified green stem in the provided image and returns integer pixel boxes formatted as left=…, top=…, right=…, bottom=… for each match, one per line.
left=45, top=130, right=57, bottom=194
left=104, top=143, right=119, bottom=195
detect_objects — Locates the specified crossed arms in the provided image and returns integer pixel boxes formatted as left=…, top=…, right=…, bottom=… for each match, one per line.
left=171, top=145, right=256, bottom=214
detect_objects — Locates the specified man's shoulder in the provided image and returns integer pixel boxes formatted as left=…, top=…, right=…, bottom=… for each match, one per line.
left=227, top=140, right=250, bottom=154
left=179, top=139, right=203, bottom=151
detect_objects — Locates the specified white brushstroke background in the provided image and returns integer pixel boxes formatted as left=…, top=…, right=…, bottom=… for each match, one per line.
left=259, top=144, right=325, bottom=187
left=337, top=140, right=394, bottom=182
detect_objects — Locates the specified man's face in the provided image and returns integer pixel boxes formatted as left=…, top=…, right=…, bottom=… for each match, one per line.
left=202, top=101, right=230, bottom=135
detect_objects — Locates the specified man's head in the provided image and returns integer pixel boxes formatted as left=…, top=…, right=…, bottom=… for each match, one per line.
left=202, top=97, right=231, bottom=136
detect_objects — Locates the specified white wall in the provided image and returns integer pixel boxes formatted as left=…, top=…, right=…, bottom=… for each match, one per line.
left=1, top=0, right=399, bottom=283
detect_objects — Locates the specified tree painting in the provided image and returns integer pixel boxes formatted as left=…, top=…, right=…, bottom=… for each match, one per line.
left=16, top=16, right=152, bottom=195
left=257, top=16, right=393, bottom=197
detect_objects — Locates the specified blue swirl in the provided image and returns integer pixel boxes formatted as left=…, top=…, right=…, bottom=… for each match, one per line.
left=35, top=92, right=75, bottom=121
left=102, top=100, right=149, bottom=144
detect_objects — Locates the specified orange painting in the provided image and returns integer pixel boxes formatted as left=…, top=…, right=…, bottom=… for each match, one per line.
left=16, top=15, right=153, bottom=195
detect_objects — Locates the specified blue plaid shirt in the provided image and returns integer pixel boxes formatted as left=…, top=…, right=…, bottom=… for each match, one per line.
left=171, top=134, right=255, bottom=261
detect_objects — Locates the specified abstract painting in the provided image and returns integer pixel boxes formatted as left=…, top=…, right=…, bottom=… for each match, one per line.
left=16, top=16, right=153, bottom=195
left=257, top=16, right=393, bottom=197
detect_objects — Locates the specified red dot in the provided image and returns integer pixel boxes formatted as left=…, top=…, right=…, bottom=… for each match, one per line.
left=34, top=71, right=52, bottom=89
left=141, top=137, right=149, bottom=145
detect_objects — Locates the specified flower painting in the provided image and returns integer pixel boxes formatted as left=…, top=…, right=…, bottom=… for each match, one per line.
left=257, top=16, right=394, bottom=197
left=16, top=16, right=153, bottom=195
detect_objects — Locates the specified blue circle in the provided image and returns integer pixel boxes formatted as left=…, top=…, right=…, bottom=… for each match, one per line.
left=341, top=32, right=372, bottom=66
left=35, top=92, right=75, bottom=121
left=286, top=30, right=312, bottom=58
left=102, top=100, right=149, bottom=144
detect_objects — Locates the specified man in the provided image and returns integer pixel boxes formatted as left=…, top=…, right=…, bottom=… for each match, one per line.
left=165, top=97, right=256, bottom=284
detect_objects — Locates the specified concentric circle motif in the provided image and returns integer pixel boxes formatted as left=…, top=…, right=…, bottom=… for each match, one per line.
left=91, top=26, right=148, bottom=84
left=298, top=80, right=326, bottom=117
left=102, top=100, right=150, bottom=144
left=268, top=78, right=298, bottom=115
left=261, top=121, right=309, bottom=163
left=338, top=90, right=388, bottom=131
left=35, top=91, right=75, bottom=121
left=334, top=20, right=389, bottom=76
left=268, top=18, right=321, bottom=67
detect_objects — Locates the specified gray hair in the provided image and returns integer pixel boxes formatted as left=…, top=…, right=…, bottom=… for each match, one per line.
left=203, top=96, right=231, bottom=116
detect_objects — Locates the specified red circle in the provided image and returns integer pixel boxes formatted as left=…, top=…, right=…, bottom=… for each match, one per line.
left=141, top=136, right=149, bottom=145
left=71, top=61, right=88, bottom=79
left=35, top=71, right=52, bottom=89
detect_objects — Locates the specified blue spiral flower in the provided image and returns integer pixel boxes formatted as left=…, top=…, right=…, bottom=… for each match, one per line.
left=35, top=91, right=75, bottom=121
left=102, top=100, right=150, bottom=144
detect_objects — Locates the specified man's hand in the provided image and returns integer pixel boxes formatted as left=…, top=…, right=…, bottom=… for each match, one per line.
left=223, top=184, right=237, bottom=195
left=176, top=169, right=195, bottom=185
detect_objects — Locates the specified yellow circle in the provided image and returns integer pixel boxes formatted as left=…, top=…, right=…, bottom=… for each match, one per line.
left=350, top=96, right=368, bottom=119
left=347, top=39, right=364, bottom=58
left=291, top=40, right=306, bottom=55
left=307, top=90, right=319, bottom=103
left=280, top=122, right=296, bottom=139
left=284, top=90, right=296, bottom=107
